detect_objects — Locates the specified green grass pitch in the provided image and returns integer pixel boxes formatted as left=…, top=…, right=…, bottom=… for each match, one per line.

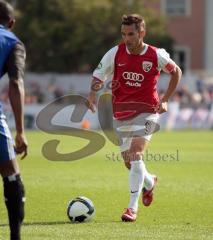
left=0, top=130, right=213, bottom=240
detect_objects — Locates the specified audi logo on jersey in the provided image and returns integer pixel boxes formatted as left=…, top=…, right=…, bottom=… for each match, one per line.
left=122, top=72, right=144, bottom=82
left=122, top=72, right=144, bottom=87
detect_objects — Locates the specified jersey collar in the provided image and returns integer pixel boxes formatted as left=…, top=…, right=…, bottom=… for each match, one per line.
left=125, top=43, right=148, bottom=55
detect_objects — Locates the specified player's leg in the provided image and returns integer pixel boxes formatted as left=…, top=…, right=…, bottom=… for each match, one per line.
left=122, top=140, right=156, bottom=198
left=143, top=164, right=156, bottom=191
left=0, top=160, right=25, bottom=240
left=0, top=125, right=25, bottom=240
left=114, top=114, right=158, bottom=221
left=121, top=136, right=157, bottom=221
left=121, top=137, right=148, bottom=221
left=140, top=114, right=159, bottom=207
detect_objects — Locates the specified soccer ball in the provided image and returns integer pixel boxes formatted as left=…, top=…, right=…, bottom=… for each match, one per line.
left=67, top=196, right=95, bottom=223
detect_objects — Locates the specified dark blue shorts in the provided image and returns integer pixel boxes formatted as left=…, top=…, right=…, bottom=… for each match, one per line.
left=0, top=117, right=16, bottom=162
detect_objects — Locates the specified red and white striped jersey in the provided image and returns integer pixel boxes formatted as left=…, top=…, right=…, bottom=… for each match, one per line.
left=93, top=43, right=176, bottom=120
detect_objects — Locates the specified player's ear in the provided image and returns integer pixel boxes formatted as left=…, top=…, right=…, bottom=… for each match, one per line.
left=7, top=19, right=15, bottom=30
left=140, top=29, right=146, bottom=38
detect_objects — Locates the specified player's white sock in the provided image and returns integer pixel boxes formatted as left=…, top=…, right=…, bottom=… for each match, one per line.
left=128, top=160, right=145, bottom=212
left=143, top=162, right=155, bottom=191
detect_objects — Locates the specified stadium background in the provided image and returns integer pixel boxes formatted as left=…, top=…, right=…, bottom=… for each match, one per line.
left=0, top=1, right=212, bottom=240
left=0, top=0, right=212, bottom=131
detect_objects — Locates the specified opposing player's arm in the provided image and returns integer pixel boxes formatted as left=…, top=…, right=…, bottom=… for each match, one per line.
left=157, top=49, right=182, bottom=113
left=6, top=42, right=28, bottom=158
left=87, top=46, right=117, bottom=112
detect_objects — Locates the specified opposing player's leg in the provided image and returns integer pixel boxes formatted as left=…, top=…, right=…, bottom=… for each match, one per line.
left=0, top=129, right=25, bottom=240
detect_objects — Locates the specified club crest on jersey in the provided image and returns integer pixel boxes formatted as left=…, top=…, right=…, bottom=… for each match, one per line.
left=142, top=61, right=153, bottom=72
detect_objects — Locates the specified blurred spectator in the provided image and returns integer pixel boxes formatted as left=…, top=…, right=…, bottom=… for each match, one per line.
left=196, top=73, right=206, bottom=93
left=0, top=72, right=212, bottom=129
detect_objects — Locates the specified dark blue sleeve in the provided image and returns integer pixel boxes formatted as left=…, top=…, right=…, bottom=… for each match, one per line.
left=6, top=42, right=26, bottom=80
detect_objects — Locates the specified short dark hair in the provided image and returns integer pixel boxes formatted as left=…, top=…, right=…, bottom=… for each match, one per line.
left=121, top=14, right=146, bottom=31
left=0, top=0, right=14, bottom=25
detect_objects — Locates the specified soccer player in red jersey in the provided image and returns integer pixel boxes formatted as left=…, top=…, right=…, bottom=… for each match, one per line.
left=87, top=14, right=182, bottom=222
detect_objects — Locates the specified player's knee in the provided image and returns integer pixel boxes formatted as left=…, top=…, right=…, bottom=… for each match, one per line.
left=3, top=174, right=25, bottom=223
left=121, top=149, right=142, bottom=164
left=129, top=145, right=145, bottom=161
left=121, top=151, right=131, bottom=169
left=124, top=160, right=131, bottom=169
left=0, top=159, right=19, bottom=178
left=130, top=144, right=143, bottom=154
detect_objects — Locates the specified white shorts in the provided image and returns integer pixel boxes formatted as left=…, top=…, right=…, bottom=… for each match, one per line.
left=113, top=113, right=160, bottom=152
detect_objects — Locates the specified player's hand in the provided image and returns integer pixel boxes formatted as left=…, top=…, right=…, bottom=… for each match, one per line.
left=157, top=101, right=168, bottom=114
left=15, top=132, right=28, bottom=160
left=86, top=91, right=97, bottom=113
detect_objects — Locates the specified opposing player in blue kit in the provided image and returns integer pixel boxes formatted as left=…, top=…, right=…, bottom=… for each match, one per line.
left=0, top=1, right=28, bottom=239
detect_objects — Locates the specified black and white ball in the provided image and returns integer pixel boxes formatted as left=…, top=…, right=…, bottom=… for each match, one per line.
left=67, top=196, right=95, bottom=223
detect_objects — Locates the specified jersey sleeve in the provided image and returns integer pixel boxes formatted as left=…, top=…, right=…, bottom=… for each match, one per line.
left=93, top=46, right=118, bottom=82
left=157, top=48, right=176, bottom=74
left=6, top=42, right=26, bottom=80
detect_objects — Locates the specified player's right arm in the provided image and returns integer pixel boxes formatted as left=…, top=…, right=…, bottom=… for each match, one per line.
left=6, top=42, right=28, bottom=159
left=87, top=46, right=118, bottom=113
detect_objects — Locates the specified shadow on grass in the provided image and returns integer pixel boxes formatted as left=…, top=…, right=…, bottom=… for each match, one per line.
left=0, top=220, right=122, bottom=227
left=0, top=221, right=70, bottom=227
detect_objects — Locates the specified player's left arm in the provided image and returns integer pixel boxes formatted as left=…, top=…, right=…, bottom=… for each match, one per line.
left=157, top=49, right=182, bottom=114
left=6, top=42, right=28, bottom=159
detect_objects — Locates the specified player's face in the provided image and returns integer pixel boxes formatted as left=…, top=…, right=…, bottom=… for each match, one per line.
left=121, top=24, right=144, bottom=52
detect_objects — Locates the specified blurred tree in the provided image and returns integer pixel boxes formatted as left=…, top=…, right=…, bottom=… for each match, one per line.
left=11, top=0, right=173, bottom=73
